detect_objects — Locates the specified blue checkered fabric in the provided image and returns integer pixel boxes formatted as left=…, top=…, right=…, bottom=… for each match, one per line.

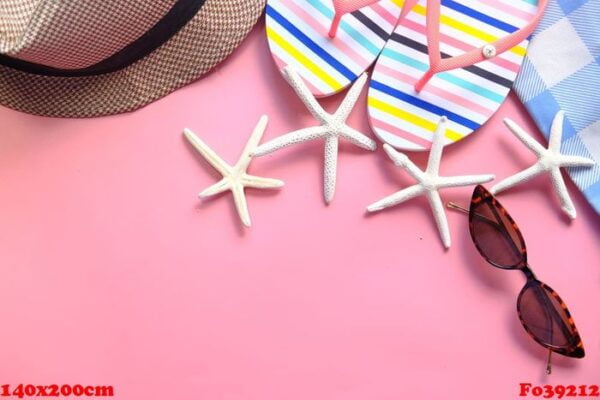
left=514, top=0, right=600, bottom=214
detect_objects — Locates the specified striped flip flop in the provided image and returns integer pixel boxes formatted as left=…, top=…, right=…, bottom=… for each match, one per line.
left=368, top=0, right=547, bottom=151
left=265, top=0, right=418, bottom=97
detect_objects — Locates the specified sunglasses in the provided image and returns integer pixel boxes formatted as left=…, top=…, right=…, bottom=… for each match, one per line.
left=448, top=185, right=585, bottom=374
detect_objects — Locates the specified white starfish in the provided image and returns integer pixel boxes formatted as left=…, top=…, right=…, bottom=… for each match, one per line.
left=491, top=111, right=595, bottom=220
left=367, top=117, right=494, bottom=248
left=183, top=115, right=284, bottom=227
left=253, top=66, right=376, bottom=204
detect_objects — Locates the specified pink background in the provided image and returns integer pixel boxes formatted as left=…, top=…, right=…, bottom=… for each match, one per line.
left=0, top=21, right=598, bottom=399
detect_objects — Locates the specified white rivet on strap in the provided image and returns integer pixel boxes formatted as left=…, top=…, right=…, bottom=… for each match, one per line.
left=482, top=44, right=497, bottom=59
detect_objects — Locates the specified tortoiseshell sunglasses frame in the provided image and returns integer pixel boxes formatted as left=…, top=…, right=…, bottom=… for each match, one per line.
left=467, top=185, right=584, bottom=360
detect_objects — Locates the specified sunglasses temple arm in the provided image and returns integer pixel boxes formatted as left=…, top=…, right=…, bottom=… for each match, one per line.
left=544, top=294, right=555, bottom=376
left=447, top=202, right=507, bottom=233
left=536, top=285, right=574, bottom=365
left=533, top=286, right=556, bottom=375
left=446, top=201, right=504, bottom=233
left=525, top=269, right=576, bottom=361
left=447, top=202, right=525, bottom=259
left=446, top=202, right=469, bottom=214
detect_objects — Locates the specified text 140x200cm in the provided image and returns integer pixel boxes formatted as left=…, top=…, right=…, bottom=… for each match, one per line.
left=1, top=384, right=114, bottom=398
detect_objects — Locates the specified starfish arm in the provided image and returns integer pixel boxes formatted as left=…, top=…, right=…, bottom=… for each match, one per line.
left=366, top=184, right=426, bottom=212
left=199, top=178, right=231, bottom=198
left=183, top=128, right=231, bottom=176
left=235, top=115, right=269, bottom=172
left=549, top=167, right=577, bottom=219
left=382, top=144, right=426, bottom=181
left=426, top=116, right=448, bottom=175
left=426, top=189, right=451, bottom=248
left=324, top=136, right=339, bottom=204
left=437, top=174, right=495, bottom=188
left=549, top=110, right=565, bottom=152
left=490, top=163, right=546, bottom=195
left=340, top=126, right=377, bottom=151
left=558, top=154, right=596, bottom=168
left=242, top=174, right=285, bottom=189
left=231, top=184, right=251, bottom=227
left=503, top=118, right=547, bottom=157
left=253, top=126, right=328, bottom=156
left=282, top=67, right=328, bottom=123
left=334, top=73, right=368, bottom=122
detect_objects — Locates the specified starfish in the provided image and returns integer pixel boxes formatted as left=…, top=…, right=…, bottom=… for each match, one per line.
left=183, top=115, right=284, bottom=227
left=367, top=117, right=494, bottom=248
left=252, top=66, right=376, bottom=204
left=491, top=111, right=595, bottom=220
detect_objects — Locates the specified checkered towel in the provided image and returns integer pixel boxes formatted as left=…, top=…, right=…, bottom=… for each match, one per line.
left=514, top=0, right=600, bottom=214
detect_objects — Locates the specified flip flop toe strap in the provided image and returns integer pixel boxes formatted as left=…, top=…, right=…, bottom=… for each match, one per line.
left=329, top=0, right=420, bottom=38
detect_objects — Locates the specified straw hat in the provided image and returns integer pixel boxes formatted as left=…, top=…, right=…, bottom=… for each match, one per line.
left=0, top=0, right=265, bottom=118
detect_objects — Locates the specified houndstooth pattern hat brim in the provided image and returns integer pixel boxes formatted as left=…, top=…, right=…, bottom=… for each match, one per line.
left=0, top=0, right=266, bottom=118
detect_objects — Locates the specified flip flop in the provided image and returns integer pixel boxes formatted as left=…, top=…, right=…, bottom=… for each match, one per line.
left=265, top=0, right=418, bottom=97
left=368, top=0, right=548, bottom=151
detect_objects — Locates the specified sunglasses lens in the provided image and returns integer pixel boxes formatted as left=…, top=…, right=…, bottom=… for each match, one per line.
left=518, top=281, right=584, bottom=358
left=468, top=185, right=525, bottom=269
